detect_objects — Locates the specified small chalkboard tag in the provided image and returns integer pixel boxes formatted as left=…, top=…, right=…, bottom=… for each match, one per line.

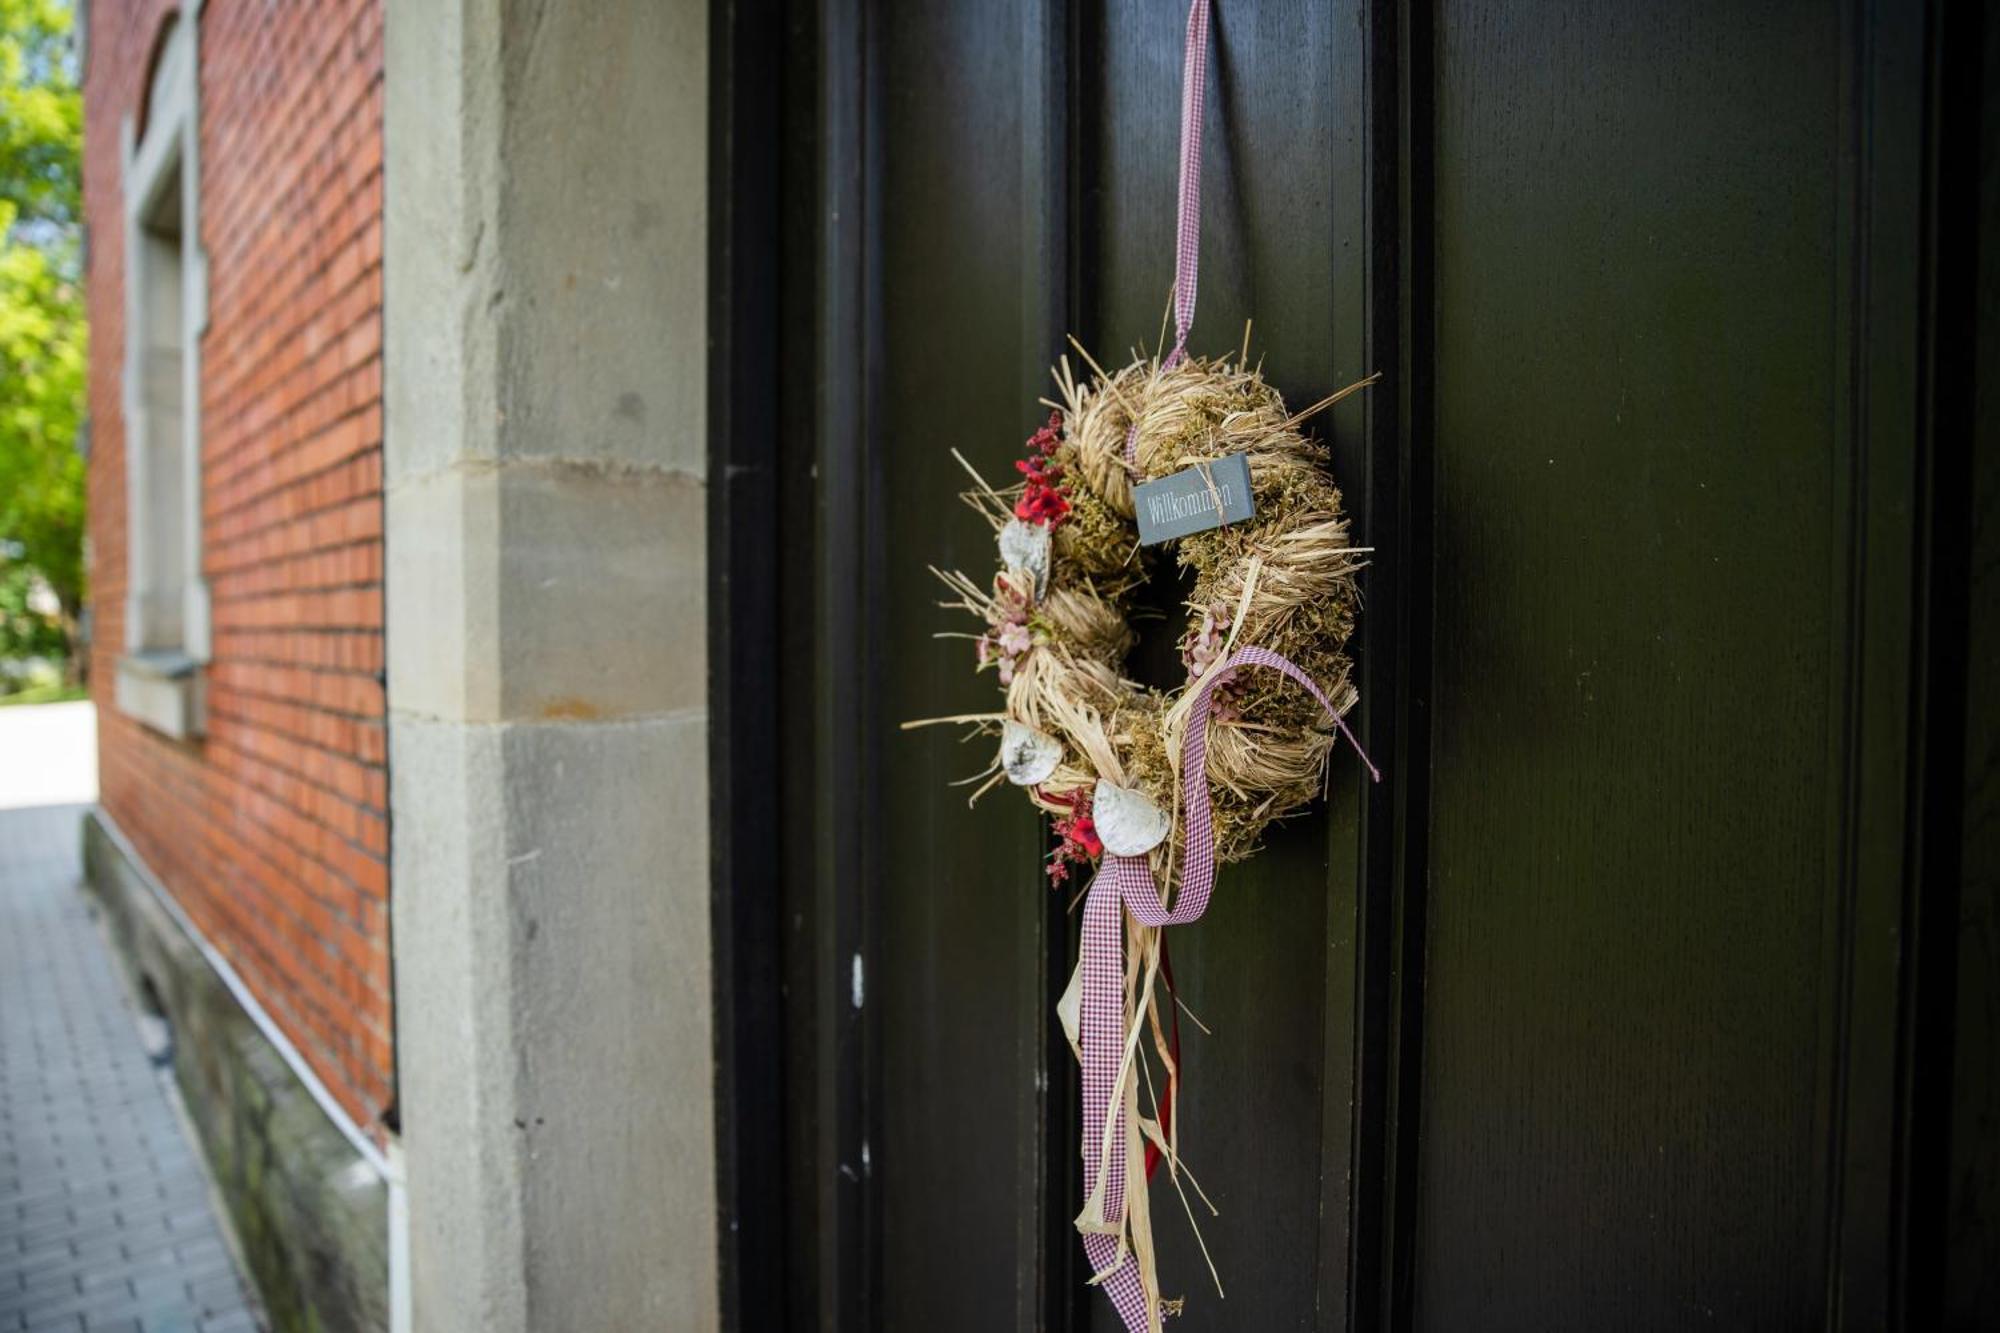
left=1133, top=453, right=1255, bottom=546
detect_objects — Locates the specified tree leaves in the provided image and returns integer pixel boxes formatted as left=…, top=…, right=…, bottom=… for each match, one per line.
left=0, top=0, right=82, bottom=233
left=0, top=0, right=85, bottom=671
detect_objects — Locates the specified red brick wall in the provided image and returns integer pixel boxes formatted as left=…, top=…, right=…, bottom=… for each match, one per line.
left=84, top=0, right=390, bottom=1138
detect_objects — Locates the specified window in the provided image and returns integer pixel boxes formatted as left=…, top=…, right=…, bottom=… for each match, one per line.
left=115, top=9, right=208, bottom=739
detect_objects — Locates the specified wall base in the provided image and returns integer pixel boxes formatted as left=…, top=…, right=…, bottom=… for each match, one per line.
left=82, top=808, right=389, bottom=1333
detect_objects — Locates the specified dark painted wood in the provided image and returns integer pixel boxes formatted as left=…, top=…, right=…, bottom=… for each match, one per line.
left=1369, top=3, right=1439, bottom=1328
left=1831, top=7, right=1929, bottom=1323
left=872, top=3, right=1065, bottom=1328
left=1937, top=6, right=2000, bottom=1324
left=706, top=0, right=789, bottom=1326
left=765, top=0, right=878, bottom=1324
left=805, top=0, right=876, bottom=1324
left=1414, top=2, right=1933, bottom=1328
left=1887, top=0, right=1978, bottom=1324
left=1317, top=3, right=1407, bottom=1331
left=1024, top=6, right=1093, bottom=1327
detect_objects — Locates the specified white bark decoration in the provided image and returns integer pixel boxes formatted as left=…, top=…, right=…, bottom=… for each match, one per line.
left=998, top=517, right=1052, bottom=596
left=1000, top=721, right=1062, bottom=786
left=1092, top=780, right=1172, bottom=857
left=1057, top=954, right=1083, bottom=1061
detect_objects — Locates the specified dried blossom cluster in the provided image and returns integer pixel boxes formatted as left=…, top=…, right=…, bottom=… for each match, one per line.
left=1013, top=411, right=1072, bottom=527
left=975, top=414, right=1076, bottom=686
left=1046, top=789, right=1104, bottom=885
left=1181, top=603, right=1246, bottom=723
left=973, top=572, right=1037, bottom=686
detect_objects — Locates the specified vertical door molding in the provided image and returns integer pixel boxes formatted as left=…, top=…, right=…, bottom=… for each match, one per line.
left=1820, top=0, right=1933, bottom=1322
left=707, top=0, right=790, bottom=1325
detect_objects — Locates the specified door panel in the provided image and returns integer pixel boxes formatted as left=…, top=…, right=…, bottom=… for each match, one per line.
left=870, top=2, right=1372, bottom=1328
left=1415, top=2, right=1915, bottom=1328
left=875, top=3, right=1368, bottom=1327
left=876, top=4, right=1058, bottom=1328
left=1089, top=4, right=1363, bottom=1328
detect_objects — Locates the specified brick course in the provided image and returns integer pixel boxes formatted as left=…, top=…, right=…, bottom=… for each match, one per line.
left=84, top=0, right=391, bottom=1137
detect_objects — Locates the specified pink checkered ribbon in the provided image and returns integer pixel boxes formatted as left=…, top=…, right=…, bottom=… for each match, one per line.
left=1124, top=0, right=1212, bottom=469
left=1163, top=0, right=1209, bottom=371
left=1077, top=647, right=1376, bottom=1330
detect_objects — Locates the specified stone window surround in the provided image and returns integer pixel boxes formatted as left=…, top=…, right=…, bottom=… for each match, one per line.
left=115, top=1, right=210, bottom=741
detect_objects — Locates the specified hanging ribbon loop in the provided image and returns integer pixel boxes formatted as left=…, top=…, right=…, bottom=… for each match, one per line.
left=1124, top=0, right=1212, bottom=470
left=1164, top=0, right=1210, bottom=370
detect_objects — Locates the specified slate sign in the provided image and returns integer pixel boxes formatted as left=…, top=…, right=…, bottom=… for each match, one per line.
left=1133, top=453, right=1256, bottom=545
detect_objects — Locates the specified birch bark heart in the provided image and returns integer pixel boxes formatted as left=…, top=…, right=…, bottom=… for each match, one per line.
left=1092, top=780, right=1172, bottom=856
left=1000, top=721, right=1062, bottom=786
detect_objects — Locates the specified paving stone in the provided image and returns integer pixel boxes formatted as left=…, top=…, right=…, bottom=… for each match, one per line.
left=8, top=1266, right=81, bottom=1304
left=14, top=1241, right=78, bottom=1275
left=22, top=1313, right=82, bottom=1333
left=15, top=1284, right=89, bottom=1327
left=198, top=1312, right=260, bottom=1333
left=0, top=806, right=264, bottom=1333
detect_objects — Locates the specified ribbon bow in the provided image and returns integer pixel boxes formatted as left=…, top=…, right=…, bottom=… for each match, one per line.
left=1076, top=646, right=1375, bottom=1330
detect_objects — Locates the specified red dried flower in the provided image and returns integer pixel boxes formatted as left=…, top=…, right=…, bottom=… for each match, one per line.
left=1046, top=788, right=1104, bottom=884
left=1065, top=814, right=1104, bottom=859
left=1015, top=411, right=1073, bottom=528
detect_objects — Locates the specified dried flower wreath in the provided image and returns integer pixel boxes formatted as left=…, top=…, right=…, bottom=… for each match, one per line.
left=934, top=342, right=1377, bottom=874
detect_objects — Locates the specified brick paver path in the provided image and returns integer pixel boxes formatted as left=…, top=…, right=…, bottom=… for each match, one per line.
left=0, top=799, right=265, bottom=1333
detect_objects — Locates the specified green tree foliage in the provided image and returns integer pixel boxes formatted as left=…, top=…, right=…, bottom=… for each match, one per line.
left=0, top=0, right=86, bottom=675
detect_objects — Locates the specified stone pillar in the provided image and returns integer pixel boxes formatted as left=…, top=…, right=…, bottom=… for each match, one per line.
left=382, top=3, right=716, bottom=1330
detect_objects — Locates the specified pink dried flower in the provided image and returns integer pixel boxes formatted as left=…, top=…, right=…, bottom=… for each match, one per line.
left=1182, top=604, right=1246, bottom=723
left=978, top=571, right=1040, bottom=684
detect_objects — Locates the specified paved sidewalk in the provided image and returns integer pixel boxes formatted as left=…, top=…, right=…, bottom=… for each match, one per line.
left=0, top=795, right=265, bottom=1333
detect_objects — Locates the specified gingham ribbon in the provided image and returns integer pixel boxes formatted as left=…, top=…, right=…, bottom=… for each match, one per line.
left=1163, top=0, right=1209, bottom=371
left=1078, top=647, right=1376, bottom=1330
left=1125, top=0, right=1212, bottom=469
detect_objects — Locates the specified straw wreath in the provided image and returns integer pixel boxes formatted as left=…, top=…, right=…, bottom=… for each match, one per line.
left=917, top=332, right=1377, bottom=886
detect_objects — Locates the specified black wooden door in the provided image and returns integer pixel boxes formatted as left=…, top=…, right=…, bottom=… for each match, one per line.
left=708, top=0, right=1994, bottom=1329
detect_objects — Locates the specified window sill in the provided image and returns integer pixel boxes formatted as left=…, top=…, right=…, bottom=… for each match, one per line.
left=115, top=651, right=206, bottom=741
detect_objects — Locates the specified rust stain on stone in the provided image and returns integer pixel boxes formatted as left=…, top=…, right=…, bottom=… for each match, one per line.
left=539, top=697, right=602, bottom=721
